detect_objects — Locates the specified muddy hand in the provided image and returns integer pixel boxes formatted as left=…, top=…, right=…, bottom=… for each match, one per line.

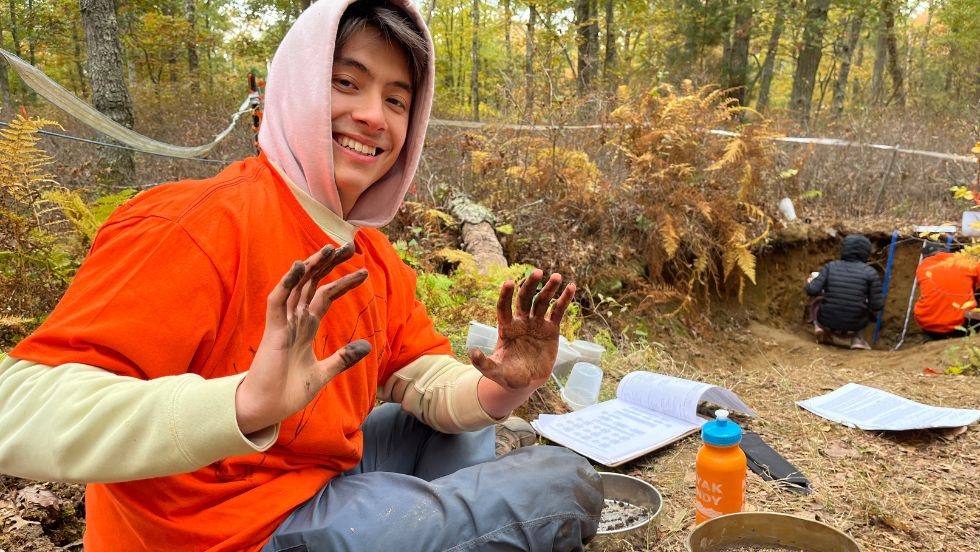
left=469, top=269, right=576, bottom=389
left=236, top=243, right=371, bottom=435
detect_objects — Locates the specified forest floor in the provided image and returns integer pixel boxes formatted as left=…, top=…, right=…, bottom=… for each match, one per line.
left=2, top=223, right=979, bottom=552
left=586, top=321, right=980, bottom=552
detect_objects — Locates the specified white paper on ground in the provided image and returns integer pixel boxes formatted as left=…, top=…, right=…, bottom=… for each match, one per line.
left=796, top=383, right=980, bottom=431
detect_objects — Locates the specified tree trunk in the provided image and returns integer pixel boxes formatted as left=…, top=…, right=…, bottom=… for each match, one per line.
left=755, top=1, right=786, bottom=112
left=442, top=18, right=455, bottom=94
left=450, top=197, right=507, bottom=273
left=913, top=2, right=932, bottom=97
left=79, top=0, right=136, bottom=188
left=726, top=0, right=752, bottom=106
left=21, top=0, right=36, bottom=110
left=72, top=20, right=88, bottom=97
left=852, top=31, right=864, bottom=98
left=574, top=0, right=598, bottom=95
left=882, top=0, right=904, bottom=107
left=832, top=13, right=863, bottom=118
left=461, top=221, right=507, bottom=273
left=161, top=2, right=179, bottom=87
left=184, top=0, right=199, bottom=94
left=602, top=0, right=616, bottom=90
left=503, top=0, right=512, bottom=82
left=424, top=0, right=435, bottom=28
left=719, top=0, right=733, bottom=80
left=0, top=57, right=9, bottom=111
left=870, top=8, right=887, bottom=104
left=812, top=56, right=836, bottom=117
left=470, top=0, right=479, bottom=121
left=524, top=3, right=536, bottom=121
left=790, top=0, right=831, bottom=124
left=204, top=0, right=213, bottom=92
left=7, top=0, right=21, bottom=57
left=26, top=0, right=36, bottom=65
left=0, top=3, right=11, bottom=107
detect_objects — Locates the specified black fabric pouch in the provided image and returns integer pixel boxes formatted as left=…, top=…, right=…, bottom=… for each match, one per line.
left=740, top=431, right=813, bottom=495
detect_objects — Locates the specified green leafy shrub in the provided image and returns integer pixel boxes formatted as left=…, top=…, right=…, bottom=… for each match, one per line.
left=0, top=115, right=134, bottom=345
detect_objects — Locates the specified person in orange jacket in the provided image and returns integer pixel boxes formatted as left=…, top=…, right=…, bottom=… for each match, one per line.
left=0, top=2, right=602, bottom=550
left=914, top=241, right=980, bottom=340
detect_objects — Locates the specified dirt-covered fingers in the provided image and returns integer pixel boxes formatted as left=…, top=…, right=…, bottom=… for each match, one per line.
left=284, top=249, right=327, bottom=316
left=293, top=243, right=350, bottom=310
left=547, top=281, right=576, bottom=324
left=268, top=261, right=307, bottom=325
left=470, top=348, right=530, bottom=389
left=496, top=280, right=517, bottom=325
left=530, top=273, right=563, bottom=318
left=308, top=242, right=355, bottom=283
left=298, top=245, right=338, bottom=306
left=286, top=242, right=351, bottom=308
left=319, top=339, right=373, bottom=380
left=515, top=269, right=545, bottom=315
left=307, top=269, right=369, bottom=318
left=468, top=348, right=498, bottom=378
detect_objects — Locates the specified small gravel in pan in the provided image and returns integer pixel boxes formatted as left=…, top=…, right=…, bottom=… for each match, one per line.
left=598, top=499, right=651, bottom=532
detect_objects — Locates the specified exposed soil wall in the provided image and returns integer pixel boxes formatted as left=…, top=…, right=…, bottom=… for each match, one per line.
left=744, top=223, right=940, bottom=350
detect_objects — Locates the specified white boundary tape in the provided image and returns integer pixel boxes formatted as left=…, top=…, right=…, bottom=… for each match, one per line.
left=1, top=47, right=253, bottom=159
left=2, top=46, right=974, bottom=165
left=429, top=119, right=977, bottom=164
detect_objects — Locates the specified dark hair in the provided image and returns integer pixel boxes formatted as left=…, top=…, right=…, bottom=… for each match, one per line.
left=337, top=1, right=428, bottom=91
left=921, top=240, right=947, bottom=257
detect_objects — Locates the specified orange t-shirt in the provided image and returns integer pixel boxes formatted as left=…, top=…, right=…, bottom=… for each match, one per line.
left=914, top=252, right=980, bottom=333
left=11, top=154, right=452, bottom=551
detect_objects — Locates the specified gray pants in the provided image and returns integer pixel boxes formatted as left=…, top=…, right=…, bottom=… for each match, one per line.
left=262, top=403, right=602, bottom=552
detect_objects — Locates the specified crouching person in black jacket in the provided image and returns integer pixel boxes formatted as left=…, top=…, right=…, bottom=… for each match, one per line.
left=805, top=234, right=885, bottom=350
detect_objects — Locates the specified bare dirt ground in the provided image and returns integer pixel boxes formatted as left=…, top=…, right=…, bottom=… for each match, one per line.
left=590, top=322, right=980, bottom=552
left=2, top=225, right=978, bottom=551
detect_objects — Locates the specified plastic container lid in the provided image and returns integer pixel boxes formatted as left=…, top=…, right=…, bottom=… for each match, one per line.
left=701, top=409, right=742, bottom=446
left=570, top=340, right=604, bottom=363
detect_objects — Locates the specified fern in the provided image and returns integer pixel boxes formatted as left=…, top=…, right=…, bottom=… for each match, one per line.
left=0, top=115, right=61, bottom=205
left=0, top=115, right=76, bottom=343
left=660, top=214, right=680, bottom=259
left=707, top=138, right=747, bottom=171
left=605, top=79, right=779, bottom=316
left=43, top=190, right=103, bottom=242
left=734, top=245, right=757, bottom=284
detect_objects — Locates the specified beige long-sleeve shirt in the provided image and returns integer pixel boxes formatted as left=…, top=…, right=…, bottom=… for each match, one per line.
left=0, top=353, right=494, bottom=483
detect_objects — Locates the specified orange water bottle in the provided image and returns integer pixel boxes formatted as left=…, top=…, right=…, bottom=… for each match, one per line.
left=695, top=409, right=746, bottom=524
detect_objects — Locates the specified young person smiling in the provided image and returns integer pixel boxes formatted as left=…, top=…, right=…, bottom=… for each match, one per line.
left=0, top=1, right=603, bottom=550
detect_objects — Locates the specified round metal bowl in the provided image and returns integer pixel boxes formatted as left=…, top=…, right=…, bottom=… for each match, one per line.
left=597, top=472, right=664, bottom=535
left=686, top=512, right=862, bottom=552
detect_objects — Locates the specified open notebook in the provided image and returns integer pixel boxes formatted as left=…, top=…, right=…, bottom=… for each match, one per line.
left=532, top=371, right=755, bottom=466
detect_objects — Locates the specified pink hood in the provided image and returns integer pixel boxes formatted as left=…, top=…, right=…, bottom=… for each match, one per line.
left=258, top=0, right=435, bottom=227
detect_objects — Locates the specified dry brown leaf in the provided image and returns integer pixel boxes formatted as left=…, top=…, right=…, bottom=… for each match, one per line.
left=683, top=470, right=696, bottom=486
left=4, top=514, right=40, bottom=532
left=934, top=425, right=968, bottom=441
left=17, top=485, right=60, bottom=511
left=881, top=515, right=914, bottom=534
left=821, top=442, right=858, bottom=459
left=663, top=509, right=688, bottom=534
